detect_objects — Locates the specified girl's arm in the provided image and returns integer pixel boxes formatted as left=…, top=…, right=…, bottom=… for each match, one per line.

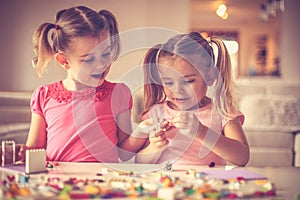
left=26, top=113, right=47, bottom=148
left=197, top=117, right=250, bottom=166
left=116, top=110, right=148, bottom=162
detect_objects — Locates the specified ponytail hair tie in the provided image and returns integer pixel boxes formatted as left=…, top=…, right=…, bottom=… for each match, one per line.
left=54, top=24, right=59, bottom=30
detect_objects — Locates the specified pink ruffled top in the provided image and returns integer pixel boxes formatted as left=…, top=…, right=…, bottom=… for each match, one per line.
left=31, top=80, right=132, bottom=162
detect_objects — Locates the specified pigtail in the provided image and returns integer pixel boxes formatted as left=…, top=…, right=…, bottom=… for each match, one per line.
left=99, top=9, right=120, bottom=61
left=210, top=36, right=237, bottom=117
left=32, top=23, right=56, bottom=78
left=143, top=44, right=166, bottom=114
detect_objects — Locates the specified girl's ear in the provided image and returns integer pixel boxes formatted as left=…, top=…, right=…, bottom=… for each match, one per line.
left=55, top=53, right=70, bottom=70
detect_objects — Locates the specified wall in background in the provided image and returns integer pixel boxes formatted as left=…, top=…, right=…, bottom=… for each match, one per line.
left=0, top=0, right=299, bottom=93
left=0, top=0, right=188, bottom=92
left=280, top=0, right=300, bottom=81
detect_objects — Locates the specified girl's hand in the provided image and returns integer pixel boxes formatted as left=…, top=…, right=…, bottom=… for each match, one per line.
left=172, top=111, right=201, bottom=137
left=148, top=129, right=169, bottom=150
left=18, top=144, right=27, bottom=162
left=135, top=118, right=174, bottom=138
left=138, top=118, right=174, bottom=151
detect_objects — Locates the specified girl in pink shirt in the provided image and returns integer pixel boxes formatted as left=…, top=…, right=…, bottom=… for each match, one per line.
left=136, top=32, right=250, bottom=166
left=25, top=6, right=144, bottom=162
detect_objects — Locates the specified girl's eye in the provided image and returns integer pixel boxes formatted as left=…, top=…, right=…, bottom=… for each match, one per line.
left=164, top=82, right=174, bottom=86
left=184, top=79, right=195, bottom=84
left=83, top=56, right=94, bottom=63
left=102, top=51, right=111, bottom=58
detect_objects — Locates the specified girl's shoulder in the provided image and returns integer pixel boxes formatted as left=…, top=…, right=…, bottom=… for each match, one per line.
left=224, top=110, right=245, bottom=125
left=30, top=81, right=63, bottom=109
left=109, top=81, right=131, bottom=92
left=34, top=81, right=63, bottom=92
left=35, top=81, right=73, bottom=103
left=32, top=81, right=63, bottom=99
left=107, top=81, right=132, bottom=99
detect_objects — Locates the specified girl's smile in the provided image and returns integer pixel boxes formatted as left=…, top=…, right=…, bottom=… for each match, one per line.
left=173, top=97, right=190, bottom=104
left=90, top=71, right=105, bottom=79
left=90, top=73, right=103, bottom=79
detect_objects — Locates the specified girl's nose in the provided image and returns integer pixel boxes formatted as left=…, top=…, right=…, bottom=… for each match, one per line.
left=95, top=65, right=109, bottom=74
left=97, top=59, right=107, bottom=67
left=99, top=57, right=111, bottom=69
left=173, top=83, right=184, bottom=95
left=94, top=57, right=108, bottom=69
left=95, top=63, right=104, bottom=68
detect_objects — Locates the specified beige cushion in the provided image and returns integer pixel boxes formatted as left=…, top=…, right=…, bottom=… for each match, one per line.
left=239, top=94, right=299, bottom=167
left=245, top=131, right=294, bottom=167
left=0, top=92, right=31, bottom=144
left=248, top=148, right=294, bottom=167
left=245, top=130, right=294, bottom=148
left=240, top=94, right=300, bottom=132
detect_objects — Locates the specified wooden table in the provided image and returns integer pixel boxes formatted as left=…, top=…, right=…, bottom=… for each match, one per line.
left=247, top=166, right=300, bottom=199
left=1, top=162, right=299, bottom=199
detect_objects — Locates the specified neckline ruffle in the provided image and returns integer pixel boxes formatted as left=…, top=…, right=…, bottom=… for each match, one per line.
left=48, top=80, right=114, bottom=103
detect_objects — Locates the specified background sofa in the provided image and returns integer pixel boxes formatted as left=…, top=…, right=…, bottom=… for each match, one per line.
left=0, top=92, right=31, bottom=145
left=1, top=81, right=300, bottom=167
left=236, top=80, right=300, bottom=167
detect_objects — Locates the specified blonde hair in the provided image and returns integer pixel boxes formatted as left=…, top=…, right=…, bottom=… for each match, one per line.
left=143, top=32, right=237, bottom=118
left=32, top=6, right=120, bottom=77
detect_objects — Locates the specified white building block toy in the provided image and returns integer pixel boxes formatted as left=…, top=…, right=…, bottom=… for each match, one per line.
left=25, top=149, right=47, bottom=174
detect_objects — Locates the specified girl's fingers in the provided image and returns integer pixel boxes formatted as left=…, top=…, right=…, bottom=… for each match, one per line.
left=17, top=145, right=27, bottom=161
left=159, top=119, right=167, bottom=129
left=172, top=121, right=190, bottom=129
left=150, top=132, right=168, bottom=145
left=150, top=131, right=166, bottom=140
left=150, top=137, right=169, bottom=147
left=155, top=140, right=169, bottom=147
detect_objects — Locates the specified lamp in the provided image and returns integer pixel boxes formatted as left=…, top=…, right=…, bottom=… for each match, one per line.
left=216, top=4, right=229, bottom=20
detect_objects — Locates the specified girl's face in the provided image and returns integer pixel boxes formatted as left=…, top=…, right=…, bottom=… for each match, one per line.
left=158, top=57, right=207, bottom=110
left=64, top=32, right=112, bottom=88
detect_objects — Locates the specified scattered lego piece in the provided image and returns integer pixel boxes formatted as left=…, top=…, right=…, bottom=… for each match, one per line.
left=157, top=187, right=175, bottom=200
left=25, top=149, right=47, bottom=174
left=164, top=161, right=172, bottom=171
left=1, top=140, right=16, bottom=167
left=209, top=161, right=215, bottom=168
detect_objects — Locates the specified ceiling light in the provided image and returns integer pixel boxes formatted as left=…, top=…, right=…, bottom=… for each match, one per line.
left=216, top=4, right=229, bottom=20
